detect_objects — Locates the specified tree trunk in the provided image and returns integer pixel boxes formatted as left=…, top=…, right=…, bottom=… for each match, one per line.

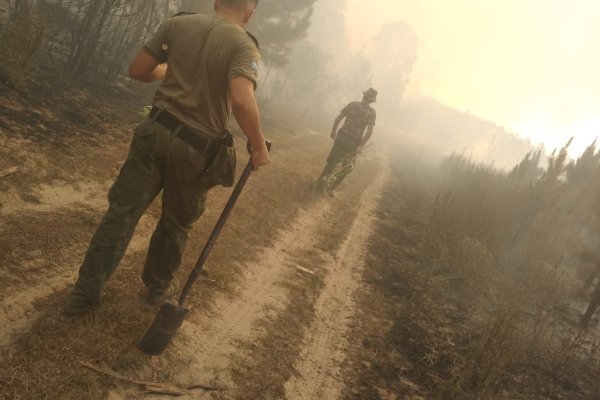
left=69, top=0, right=118, bottom=76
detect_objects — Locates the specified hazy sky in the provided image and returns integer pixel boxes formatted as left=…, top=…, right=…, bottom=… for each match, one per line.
left=345, top=0, right=600, bottom=155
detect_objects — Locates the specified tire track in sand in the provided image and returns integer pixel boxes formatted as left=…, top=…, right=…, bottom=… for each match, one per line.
left=283, top=166, right=389, bottom=400
left=143, top=198, right=337, bottom=399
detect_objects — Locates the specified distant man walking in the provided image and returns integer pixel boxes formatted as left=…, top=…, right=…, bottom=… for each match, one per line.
left=317, top=88, right=377, bottom=196
left=63, top=0, right=270, bottom=316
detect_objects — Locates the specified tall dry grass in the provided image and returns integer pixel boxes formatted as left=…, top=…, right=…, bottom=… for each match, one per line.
left=426, top=140, right=600, bottom=397
left=343, top=144, right=600, bottom=399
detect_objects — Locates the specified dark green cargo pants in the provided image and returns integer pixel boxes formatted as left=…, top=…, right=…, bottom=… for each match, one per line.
left=317, top=134, right=360, bottom=193
left=68, top=119, right=235, bottom=305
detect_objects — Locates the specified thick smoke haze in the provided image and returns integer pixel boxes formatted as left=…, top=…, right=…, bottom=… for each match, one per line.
left=341, top=0, right=600, bottom=156
left=173, top=0, right=598, bottom=163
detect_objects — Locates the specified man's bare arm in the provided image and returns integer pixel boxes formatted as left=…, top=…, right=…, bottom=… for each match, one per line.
left=330, top=113, right=345, bottom=140
left=229, top=76, right=270, bottom=170
left=128, top=50, right=167, bottom=82
left=360, top=125, right=375, bottom=147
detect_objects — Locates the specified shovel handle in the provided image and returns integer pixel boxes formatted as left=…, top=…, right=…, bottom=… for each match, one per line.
left=178, top=141, right=271, bottom=306
left=247, top=140, right=272, bottom=154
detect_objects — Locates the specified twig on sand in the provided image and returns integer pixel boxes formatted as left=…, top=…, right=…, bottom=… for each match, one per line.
left=80, top=362, right=225, bottom=396
left=0, top=167, right=18, bottom=178
left=295, top=265, right=316, bottom=275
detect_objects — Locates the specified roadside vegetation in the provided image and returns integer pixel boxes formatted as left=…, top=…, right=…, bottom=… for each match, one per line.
left=343, top=146, right=600, bottom=399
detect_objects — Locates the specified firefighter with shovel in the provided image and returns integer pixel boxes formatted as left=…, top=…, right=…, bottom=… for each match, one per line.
left=63, top=0, right=269, bottom=318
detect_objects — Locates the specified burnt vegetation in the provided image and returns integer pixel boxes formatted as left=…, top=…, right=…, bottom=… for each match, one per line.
left=0, top=0, right=317, bottom=85
left=343, top=145, right=600, bottom=399
left=2, top=1, right=600, bottom=399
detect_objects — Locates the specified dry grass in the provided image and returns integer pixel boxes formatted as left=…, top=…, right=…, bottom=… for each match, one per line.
left=0, top=210, right=98, bottom=296
left=341, top=156, right=466, bottom=399
left=341, top=151, right=600, bottom=400
left=2, top=288, right=152, bottom=400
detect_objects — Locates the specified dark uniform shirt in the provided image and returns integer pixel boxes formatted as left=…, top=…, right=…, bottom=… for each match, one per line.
left=144, top=14, right=261, bottom=138
left=338, top=101, right=377, bottom=141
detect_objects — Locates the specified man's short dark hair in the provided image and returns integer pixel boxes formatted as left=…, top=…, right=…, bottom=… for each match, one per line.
left=221, top=0, right=258, bottom=9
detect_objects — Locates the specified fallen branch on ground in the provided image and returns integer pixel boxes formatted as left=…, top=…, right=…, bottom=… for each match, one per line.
left=295, top=265, right=316, bottom=275
left=80, top=362, right=225, bottom=396
left=0, top=167, right=18, bottom=178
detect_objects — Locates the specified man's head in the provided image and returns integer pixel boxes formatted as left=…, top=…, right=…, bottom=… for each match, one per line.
left=214, top=0, right=258, bottom=27
left=362, top=87, right=378, bottom=104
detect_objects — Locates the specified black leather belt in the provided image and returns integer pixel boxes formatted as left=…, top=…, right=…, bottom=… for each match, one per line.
left=149, top=107, right=232, bottom=153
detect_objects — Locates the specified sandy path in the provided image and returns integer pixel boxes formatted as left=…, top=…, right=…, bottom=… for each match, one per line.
left=0, top=180, right=108, bottom=215
left=0, top=151, right=386, bottom=397
left=140, top=198, right=336, bottom=400
left=138, top=164, right=388, bottom=400
left=283, top=166, right=388, bottom=400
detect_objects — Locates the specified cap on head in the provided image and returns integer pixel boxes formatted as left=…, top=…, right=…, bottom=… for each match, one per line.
left=363, top=87, right=378, bottom=103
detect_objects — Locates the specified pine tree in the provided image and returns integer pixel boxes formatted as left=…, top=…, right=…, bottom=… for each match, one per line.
left=509, top=149, right=543, bottom=183
left=248, top=0, right=317, bottom=67
left=178, top=0, right=317, bottom=67
left=566, top=140, right=600, bottom=186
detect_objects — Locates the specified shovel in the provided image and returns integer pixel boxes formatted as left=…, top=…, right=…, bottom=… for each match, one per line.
left=139, top=142, right=270, bottom=355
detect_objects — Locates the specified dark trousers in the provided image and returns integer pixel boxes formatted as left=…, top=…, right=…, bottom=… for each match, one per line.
left=70, top=119, right=216, bottom=303
left=318, top=135, right=360, bottom=191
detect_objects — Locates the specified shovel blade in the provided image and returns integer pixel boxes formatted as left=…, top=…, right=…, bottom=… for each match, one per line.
left=139, top=300, right=190, bottom=355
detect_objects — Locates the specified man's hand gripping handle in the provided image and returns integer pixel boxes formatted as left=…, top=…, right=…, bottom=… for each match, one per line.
left=247, top=140, right=272, bottom=170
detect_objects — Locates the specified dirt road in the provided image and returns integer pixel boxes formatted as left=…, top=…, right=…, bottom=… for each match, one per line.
left=0, top=101, right=388, bottom=399
left=283, top=168, right=387, bottom=400
left=111, top=161, right=389, bottom=400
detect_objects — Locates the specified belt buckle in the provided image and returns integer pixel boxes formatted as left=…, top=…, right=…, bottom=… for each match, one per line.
left=218, top=129, right=229, bottom=139
left=149, top=108, right=160, bottom=121
left=219, top=130, right=233, bottom=147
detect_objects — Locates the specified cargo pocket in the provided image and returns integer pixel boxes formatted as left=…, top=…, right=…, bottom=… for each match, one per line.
left=132, top=120, right=159, bottom=161
left=205, top=144, right=236, bottom=189
left=134, top=119, right=157, bottom=138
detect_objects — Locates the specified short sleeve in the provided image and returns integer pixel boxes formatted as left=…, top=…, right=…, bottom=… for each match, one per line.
left=368, top=109, right=377, bottom=126
left=228, top=38, right=261, bottom=89
left=143, top=20, right=172, bottom=63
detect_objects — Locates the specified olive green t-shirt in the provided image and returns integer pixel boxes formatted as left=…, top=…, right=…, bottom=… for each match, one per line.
left=338, top=101, right=376, bottom=141
left=144, top=14, right=260, bottom=138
